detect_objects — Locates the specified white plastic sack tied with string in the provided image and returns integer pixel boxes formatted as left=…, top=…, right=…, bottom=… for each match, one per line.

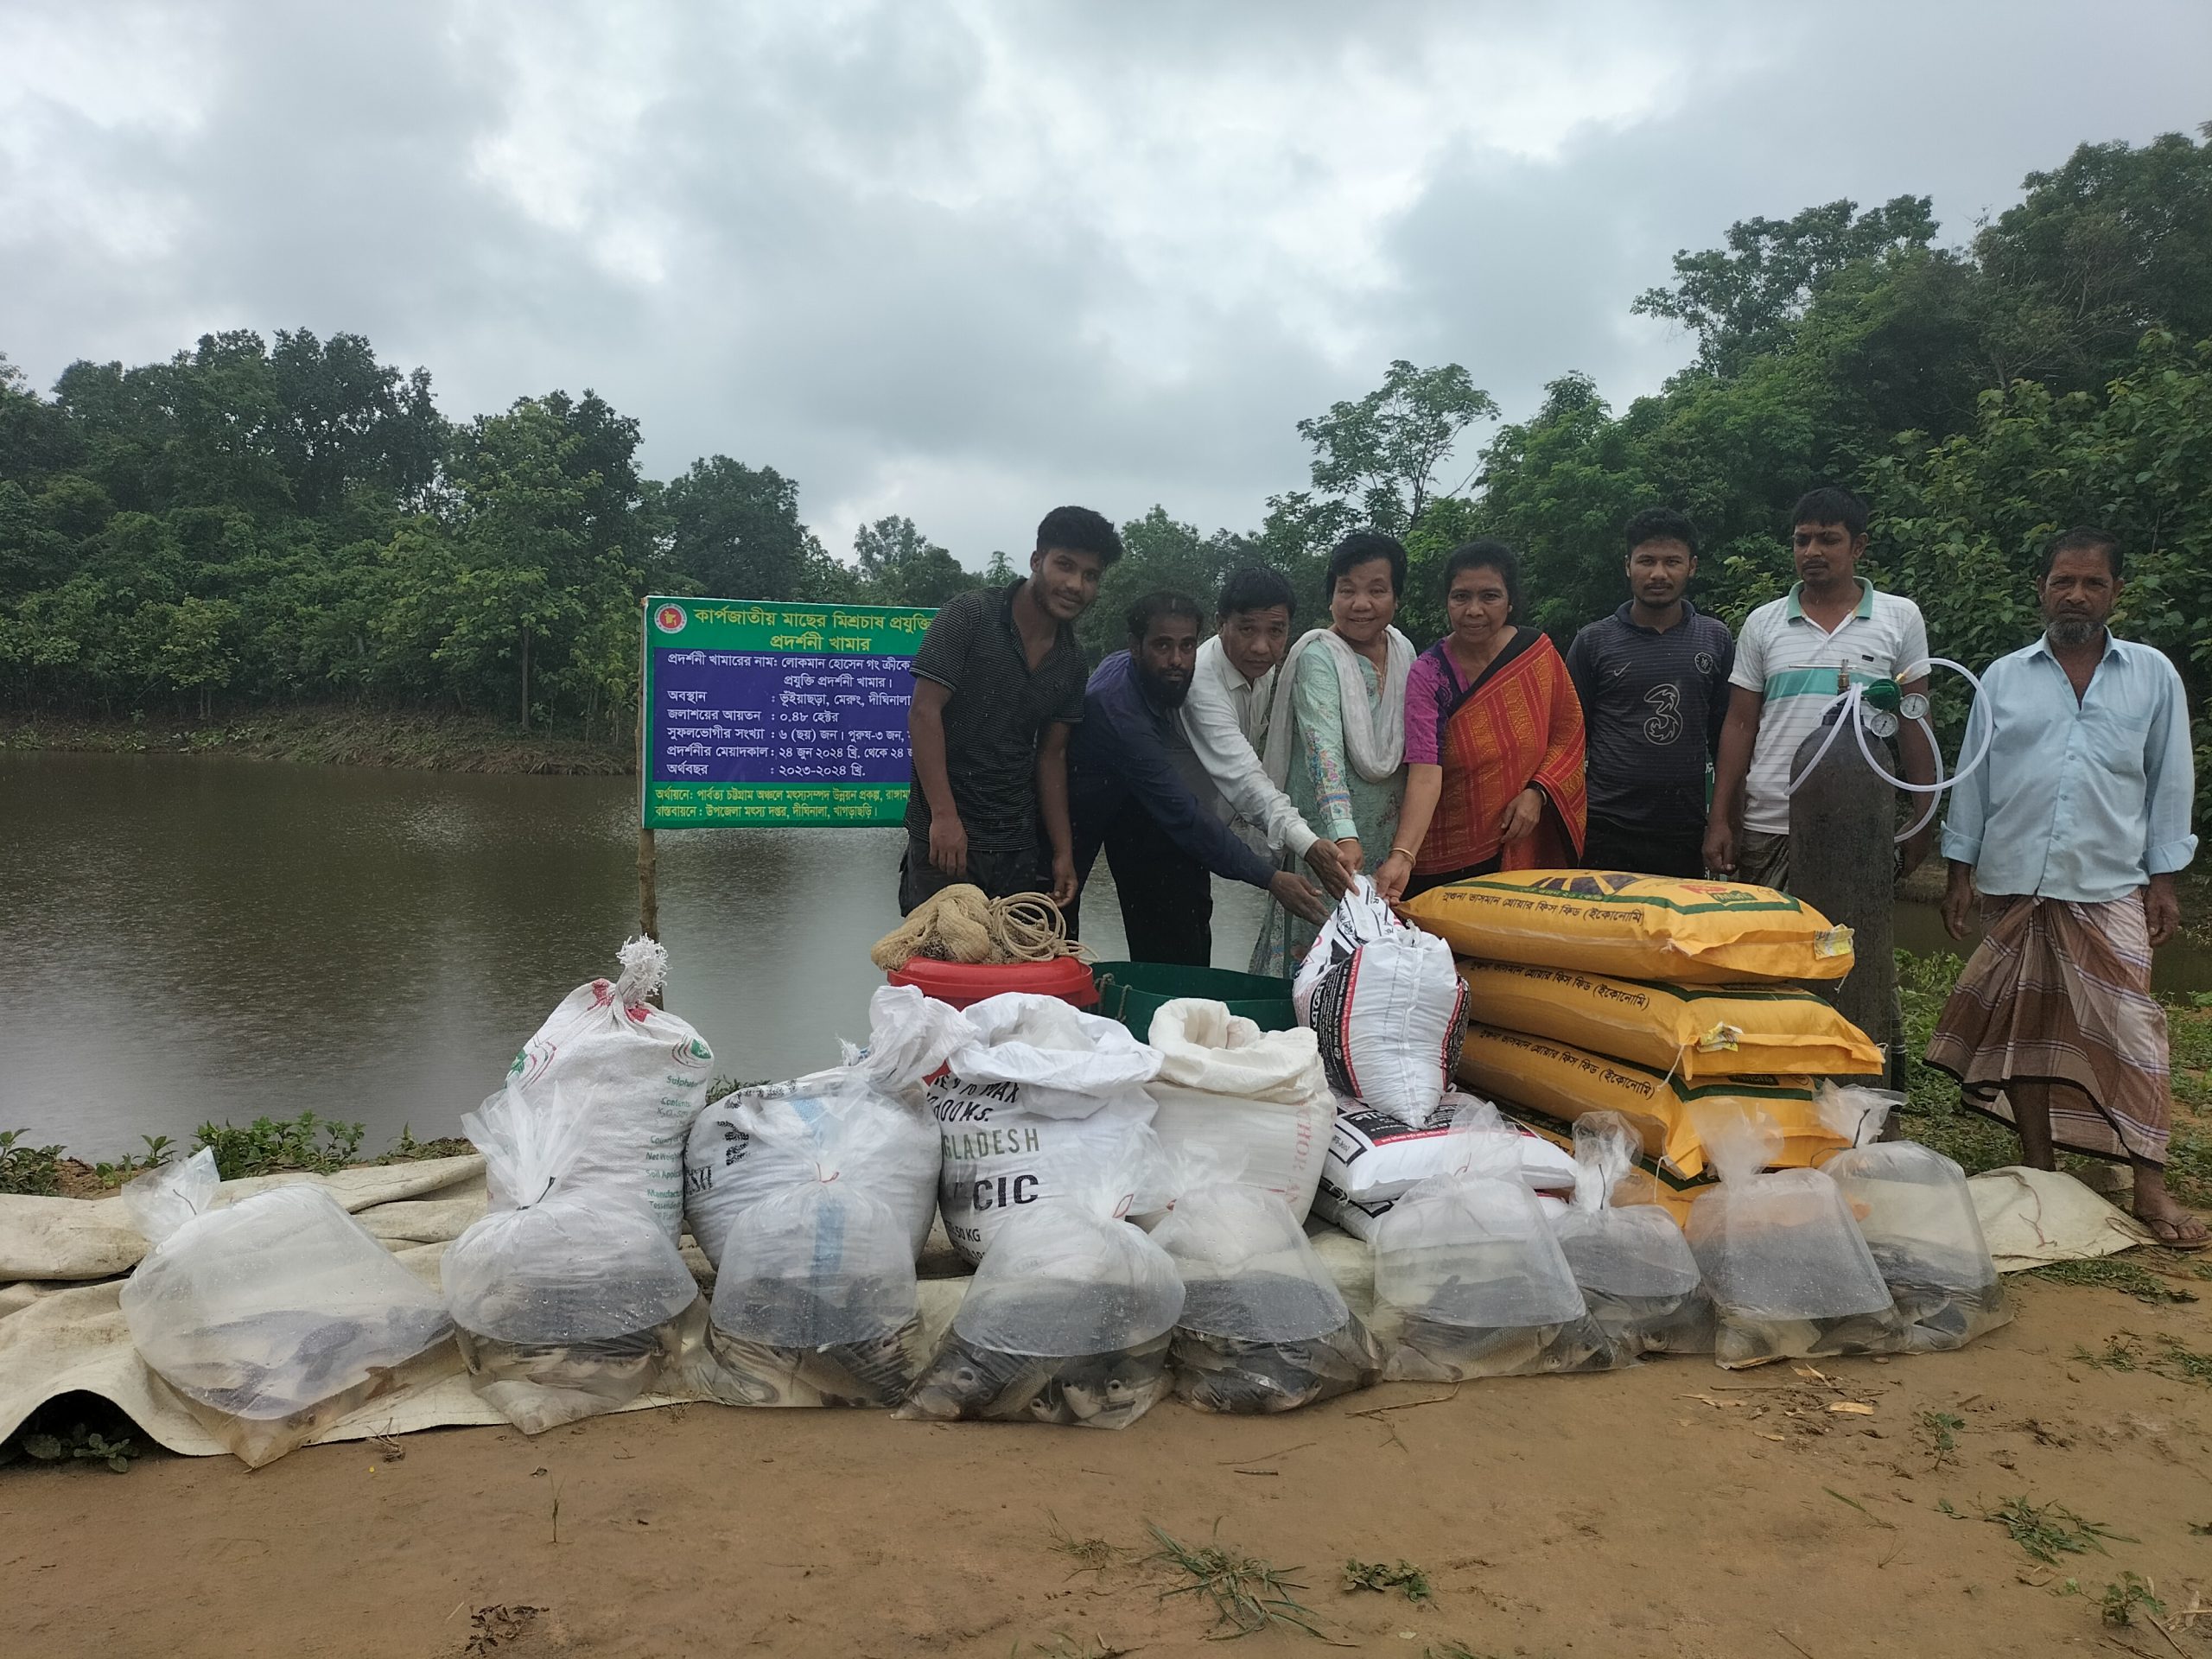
left=1152, top=1154, right=1381, bottom=1414
left=1295, top=877, right=1468, bottom=1127
left=685, top=985, right=968, bottom=1268
left=1553, top=1112, right=1714, bottom=1357
left=1815, top=1084, right=2012, bottom=1352
left=928, top=991, right=1165, bottom=1264
left=118, top=1149, right=454, bottom=1466
left=505, top=937, right=714, bottom=1241
left=1370, top=1103, right=1619, bottom=1380
left=1683, top=1107, right=1909, bottom=1370
left=1144, top=998, right=1332, bottom=1222
left=898, top=1133, right=1185, bottom=1427
left=443, top=1079, right=702, bottom=1434
left=703, top=1087, right=929, bottom=1409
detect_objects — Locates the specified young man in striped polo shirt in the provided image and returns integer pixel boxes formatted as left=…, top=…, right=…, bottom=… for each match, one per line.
left=1703, top=486, right=1936, bottom=890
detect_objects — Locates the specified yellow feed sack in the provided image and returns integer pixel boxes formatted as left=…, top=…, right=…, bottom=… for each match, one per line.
left=1402, top=869, right=1853, bottom=984
left=1507, top=1110, right=1709, bottom=1227
left=1453, top=960, right=1881, bottom=1084
left=1455, top=1024, right=1847, bottom=1180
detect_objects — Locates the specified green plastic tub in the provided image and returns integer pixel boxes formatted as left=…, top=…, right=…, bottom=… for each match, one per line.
left=1088, top=961, right=1298, bottom=1040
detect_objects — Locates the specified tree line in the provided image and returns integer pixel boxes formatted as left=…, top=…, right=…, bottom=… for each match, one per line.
left=2, top=124, right=2206, bottom=803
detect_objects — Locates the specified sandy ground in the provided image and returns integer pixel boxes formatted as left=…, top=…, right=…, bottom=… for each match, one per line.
left=4, top=1274, right=2210, bottom=1659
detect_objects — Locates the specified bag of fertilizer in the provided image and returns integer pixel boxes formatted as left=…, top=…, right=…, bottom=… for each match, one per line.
left=444, top=1079, right=702, bottom=1434
left=1144, top=998, right=1331, bottom=1223
left=1311, top=1090, right=1579, bottom=1243
left=898, top=1134, right=1185, bottom=1428
left=1296, top=877, right=1468, bottom=1126
left=118, top=1150, right=454, bottom=1467
left=1402, top=870, right=1853, bottom=984
left=1456, top=1023, right=1844, bottom=1179
left=1551, top=1113, right=1713, bottom=1357
left=929, top=992, right=1165, bottom=1264
left=1370, top=1105, right=1619, bottom=1380
left=1815, top=1085, right=2012, bottom=1353
left=1683, top=1108, right=1909, bottom=1369
left=702, top=1096, right=926, bottom=1409
left=1453, top=960, right=1882, bottom=1084
left=1153, top=1168, right=1381, bottom=1414
left=685, top=985, right=966, bottom=1268
left=506, top=937, right=715, bottom=1240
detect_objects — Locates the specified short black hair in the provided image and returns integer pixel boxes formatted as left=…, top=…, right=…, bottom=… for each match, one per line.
left=1035, top=505, right=1123, bottom=567
left=1324, top=531, right=1407, bottom=600
left=1217, top=564, right=1296, bottom=620
left=1790, top=486, right=1868, bottom=539
left=1624, top=506, right=1699, bottom=559
left=1126, top=589, right=1204, bottom=643
left=1443, top=539, right=1522, bottom=620
left=2038, top=525, right=2124, bottom=582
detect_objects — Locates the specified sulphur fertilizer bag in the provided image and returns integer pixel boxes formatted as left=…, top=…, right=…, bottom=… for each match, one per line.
left=929, top=992, right=1165, bottom=1265
left=119, top=1149, right=454, bottom=1467
left=1310, top=1089, right=1578, bottom=1243
left=898, top=1134, right=1185, bottom=1428
left=507, top=937, right=715, bottom=1241
left=1815, top=1085, right=2011, bottom=1353
left=1370, top=1103, right=1620, bottom=1381
left=1455, top=1023, right=1844, bottom=1180
left=1683, top=1109, right=1909, bottom=1370
left=444, top=1079, right=702, bottom=1434
left=1144, top=998, right=1332, bottom=1222
left=685, top=985, right=967, bottom=1269
left=1402, top=870, right=1853, bottom=985
left=1452, top=960, right=1881, bottom=1084
left=1551, top=1113, right=1713, bottom=1357
left=1296, top=878, right=1468, bottom=1127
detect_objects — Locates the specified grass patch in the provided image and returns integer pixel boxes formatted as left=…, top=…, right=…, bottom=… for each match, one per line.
left=1342, top=1559, right=1432, bottom=1603
left=1047, top=1514, right=1126, bottom=1579
left=2099, top=1571, right=2167, bottom=1628
left=1146, top=1521, right=1329, bottom=1640
left=1918, top=1410, right=1965, bottom=1470
left=2, top=707, right=632, bottom=776
left=2072, top=1332, right=2212, bottom=1384
left=2031, top=1256, right=2197, bottom=1304
left=1983, top=1495, right=2134, bottom=1565
left=194, top=1110, right=365, bottom=1178
left=0, top=1128, right=65, bottom=1196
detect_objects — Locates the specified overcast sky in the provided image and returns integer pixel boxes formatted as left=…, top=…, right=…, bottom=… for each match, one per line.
left=3, top=2, right=2208, bottom=565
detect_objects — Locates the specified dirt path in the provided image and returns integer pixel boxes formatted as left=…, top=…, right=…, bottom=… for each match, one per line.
left=5, top=1275, right=2210, bottom=1658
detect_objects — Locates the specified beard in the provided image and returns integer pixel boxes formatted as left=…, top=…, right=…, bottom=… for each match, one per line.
left=2047, top=613, right=2099, bottom=649
left=1138, top=667, right=1190, bottom=709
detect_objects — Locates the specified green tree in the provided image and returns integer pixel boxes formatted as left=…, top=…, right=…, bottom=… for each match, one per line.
left=1280, top=359, right=1498, bottom=540
left=660, top=456, right=830, bottom=601
left=853, top=515, right=981, bottom=607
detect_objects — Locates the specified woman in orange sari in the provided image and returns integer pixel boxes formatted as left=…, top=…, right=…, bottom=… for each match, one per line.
left=1375, top=541, right=1586, bottom=903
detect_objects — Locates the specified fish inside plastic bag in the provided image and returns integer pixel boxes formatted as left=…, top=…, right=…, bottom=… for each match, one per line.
left=1151, top=1156, right=1381, bottom=1414
left=1683, top=1106, right=1910, bottom=1369
left=1552, top=1112, right=1714, bottom=1357
left=897, top=1135, right=1185, bottom=1427
left=1815, top=1084, right=2012, bottom=1352
left=1370, top=1103, right=1619, bottom=1380
left=118, top=1149, right=454, bottom=1466
left=703, top=1091, right=927, bottom=1408
left=442, top=1079, right=702, bottom=1434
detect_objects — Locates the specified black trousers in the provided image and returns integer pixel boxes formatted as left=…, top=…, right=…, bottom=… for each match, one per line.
left=897, top=833, right=1049, bottom=916
left=1582, top=812, right=1707, bottom=880
left=1066, top=800, right=1212, bottom=966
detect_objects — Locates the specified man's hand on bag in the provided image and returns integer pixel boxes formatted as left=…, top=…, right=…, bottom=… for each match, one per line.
left=1269, top=869, right=1332, bottom=925
left=1302, top=836, right=1353, bottom=899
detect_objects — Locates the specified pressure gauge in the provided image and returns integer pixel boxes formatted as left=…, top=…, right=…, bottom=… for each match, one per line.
left=1899, top=692, right=1929, bottom=722
left=1861, top=705, right=1900, bottom=740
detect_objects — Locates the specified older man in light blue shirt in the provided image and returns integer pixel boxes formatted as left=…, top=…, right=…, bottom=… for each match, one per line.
left=1928, top=527, right=2202, bottom=1249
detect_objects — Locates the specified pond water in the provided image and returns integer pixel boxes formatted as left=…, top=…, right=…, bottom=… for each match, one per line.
left=1, top=752, right=2202, bottom=1159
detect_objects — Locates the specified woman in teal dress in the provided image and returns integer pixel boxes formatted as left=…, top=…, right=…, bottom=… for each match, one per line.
left=1249, top=531, right=1414, bottom=976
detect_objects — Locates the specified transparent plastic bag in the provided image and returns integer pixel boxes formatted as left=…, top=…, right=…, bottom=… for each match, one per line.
left=1816, top=1084, right=2012, bottom=1352
left=119, top=1149, right=454, bottom=1466
left=898, top=1137, right=1185, bottom=1427
left=443, top=1080, right=702, bottom=1434
left=1684, top=1107, right=1909, bottom=1369
left=1152, top=1174, right=1380, bottom=1414
left=1370, top=1110, right=1618, bottom=1380
left=1553, top=1112, right=1714, bottom=1357
left=703, top=1096, right=925, bottom=1408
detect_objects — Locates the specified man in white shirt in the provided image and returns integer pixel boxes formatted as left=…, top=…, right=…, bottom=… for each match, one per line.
left=1705, top=486, right=1936, bottom=889
left=1179, top=567, right=1352, bottom=900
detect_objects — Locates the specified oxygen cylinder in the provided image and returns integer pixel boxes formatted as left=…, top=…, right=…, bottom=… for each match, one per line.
left=1787, top=677, right=1897, bottom=1084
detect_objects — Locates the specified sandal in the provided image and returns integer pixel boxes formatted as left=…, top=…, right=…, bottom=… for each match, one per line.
left=2139, top=1211, right=2212, bottom=1253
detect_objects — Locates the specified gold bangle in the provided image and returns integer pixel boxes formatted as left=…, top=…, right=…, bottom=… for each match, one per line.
left=1389, top=846, right=1416, bottom=861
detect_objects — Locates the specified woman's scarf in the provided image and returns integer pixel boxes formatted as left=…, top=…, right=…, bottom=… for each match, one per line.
left=1260, top=625, right=1415, bottom=791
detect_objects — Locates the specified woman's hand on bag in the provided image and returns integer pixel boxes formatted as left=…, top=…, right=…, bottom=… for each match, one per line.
left=1497, top=787, right=1544, bottom=845
left=1269, top=869, right=1332, bottom=925
left=1373, top=849, right=1414, bottom=904
left=1335, top=837, right=1364, bottom=874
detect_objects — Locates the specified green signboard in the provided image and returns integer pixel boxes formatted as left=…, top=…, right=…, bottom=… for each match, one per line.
left=640, top=595, right=933, bottom=829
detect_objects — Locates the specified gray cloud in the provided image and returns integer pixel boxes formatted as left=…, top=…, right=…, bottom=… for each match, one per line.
left=3, top=1, right=2206, bottom=564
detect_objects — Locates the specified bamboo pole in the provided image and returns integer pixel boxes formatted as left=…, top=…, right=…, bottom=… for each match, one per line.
left=636, top=600, right=661, bottom=1007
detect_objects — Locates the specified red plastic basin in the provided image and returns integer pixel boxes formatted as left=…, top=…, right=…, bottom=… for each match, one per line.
left=886, top=955, right=1100, bottom=1011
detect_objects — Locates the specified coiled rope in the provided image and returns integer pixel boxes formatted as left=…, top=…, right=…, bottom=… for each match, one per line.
left=869, top=884, right=1091, bottom=971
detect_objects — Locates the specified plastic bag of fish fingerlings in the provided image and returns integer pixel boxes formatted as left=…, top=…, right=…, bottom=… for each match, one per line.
left=898, top=1135, right=1184, bottom=1428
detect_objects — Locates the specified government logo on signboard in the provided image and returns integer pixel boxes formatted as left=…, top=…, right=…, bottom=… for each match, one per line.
left=652, top=602, right=688, bottom=634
